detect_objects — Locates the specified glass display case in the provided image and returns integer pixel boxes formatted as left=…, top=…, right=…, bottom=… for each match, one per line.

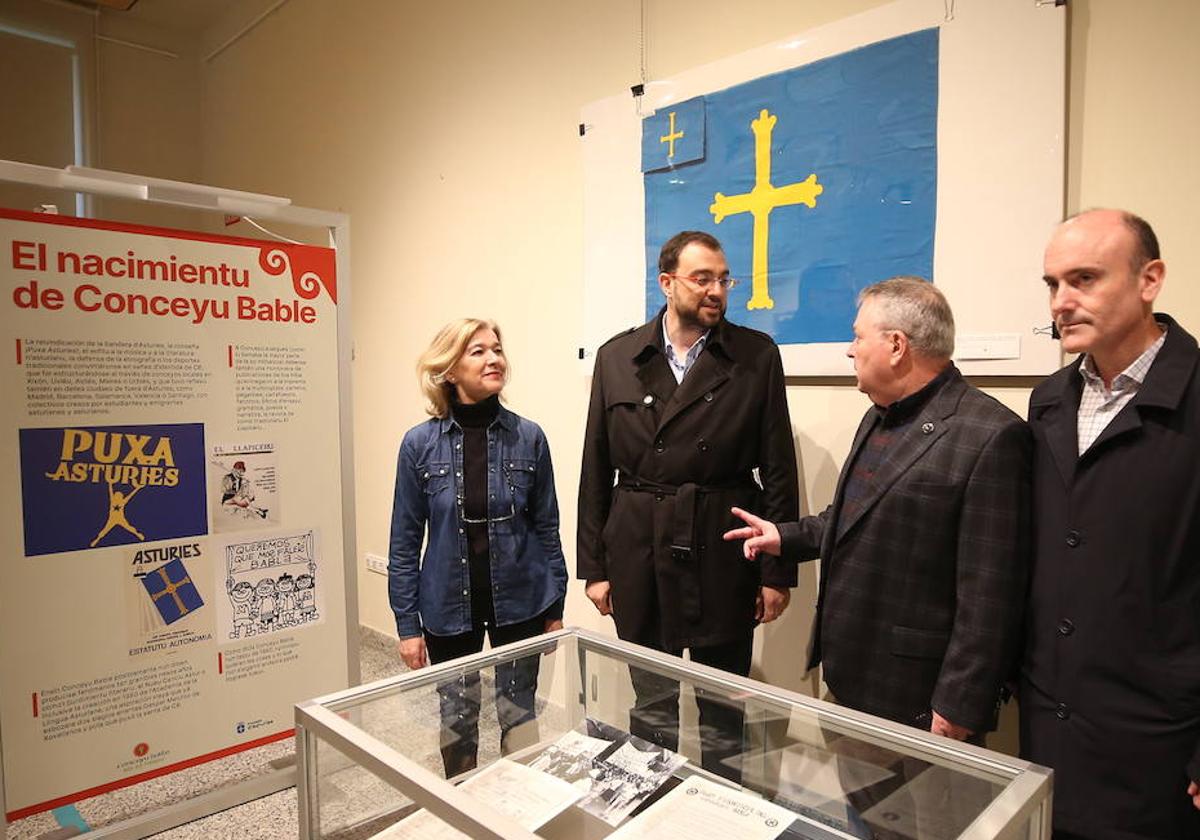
left=295, top=628, right=1051, bottom=840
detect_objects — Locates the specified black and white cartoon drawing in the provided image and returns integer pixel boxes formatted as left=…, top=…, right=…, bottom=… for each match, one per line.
left=221, top=461, right=268, bottom=519
left=218, top=530, right=322, bottom=643
left=227, top=579, right=256, bottom=639
left=210, top=444, right=281, bottom=533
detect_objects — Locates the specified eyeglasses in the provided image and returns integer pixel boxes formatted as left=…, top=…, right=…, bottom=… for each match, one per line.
left=667, top=273, right=738, bottom=290
left=459, top=500, right=515, bottom=525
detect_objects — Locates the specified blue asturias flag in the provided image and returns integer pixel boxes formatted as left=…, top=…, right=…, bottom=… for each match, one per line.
left=642, top=96, right=706, bottom=172
left=643, top=28, right=939, bottom=344
left=142, top=558, right=204, bottom=625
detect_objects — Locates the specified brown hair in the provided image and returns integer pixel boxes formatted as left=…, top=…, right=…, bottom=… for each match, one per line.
left=1065, top=208, right=1161, bottom=274
left=658, top=230, right=724, bottom=274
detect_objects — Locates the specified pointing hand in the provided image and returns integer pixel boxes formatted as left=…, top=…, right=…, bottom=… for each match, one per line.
left=723, top=506, right=781, bottom=560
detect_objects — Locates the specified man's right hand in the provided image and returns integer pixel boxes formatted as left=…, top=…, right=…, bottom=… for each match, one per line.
left=585, top=580, right=613, bottom=616
left=723, top=506, right=782, bottom=560
left=398, top=636, right=428, bottom=670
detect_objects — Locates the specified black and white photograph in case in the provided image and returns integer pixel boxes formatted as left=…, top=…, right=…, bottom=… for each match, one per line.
left=574, top=719, right=688, bottom=827
left=529, top=729, right=612, bottom=787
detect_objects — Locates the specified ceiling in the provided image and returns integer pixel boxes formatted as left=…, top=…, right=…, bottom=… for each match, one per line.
left=125, top=0, right=242, bottom=33
left=53, top=0, right=243, bottom=35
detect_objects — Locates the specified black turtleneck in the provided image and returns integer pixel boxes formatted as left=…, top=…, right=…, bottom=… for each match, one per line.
left=453, top=393, right=500, bottom=429
left=452, top=394, right=500, bottom=624
left=873, top=362, right=956, bottom=427
left=449, top=394, right=564, bottom=629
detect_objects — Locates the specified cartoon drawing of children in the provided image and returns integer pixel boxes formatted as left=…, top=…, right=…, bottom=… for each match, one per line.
left=295, top=571, right=317, bottom=624
left=254, top=578, right=278, bottom=631
left=276, top=573, right=297, bottom=626
left=227, top=579, right=256, bottom=639
left=91, top=478, right=146, bottom=547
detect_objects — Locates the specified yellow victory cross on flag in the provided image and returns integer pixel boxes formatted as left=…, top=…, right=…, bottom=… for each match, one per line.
left=710, top=109, right=823, bottom=310
left=660, top=112, right=684, bottom=159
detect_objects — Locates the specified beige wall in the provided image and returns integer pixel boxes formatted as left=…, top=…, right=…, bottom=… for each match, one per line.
left=91, top=12, right=203, bottom=230
left=191, top=0, right=1200, bottom=701
left=1066, top=0, right=1200, bottom=309
left=0, top=0, right=203, bottom=227
left=194, top=0, right=890, bottom=692
left=5, top=0, right=1199, bottom=745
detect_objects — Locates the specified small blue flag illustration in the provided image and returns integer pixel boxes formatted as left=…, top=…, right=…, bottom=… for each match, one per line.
left=142, top=558, right=204, bottom=625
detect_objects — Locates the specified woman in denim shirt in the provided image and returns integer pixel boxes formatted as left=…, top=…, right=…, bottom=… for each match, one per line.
left=388, top=317, right=567, bottom=777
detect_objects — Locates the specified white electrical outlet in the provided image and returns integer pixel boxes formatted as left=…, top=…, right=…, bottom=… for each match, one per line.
left=365, top=553, right=388, bottom=575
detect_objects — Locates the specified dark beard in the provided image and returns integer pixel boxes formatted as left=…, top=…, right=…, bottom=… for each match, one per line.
left=677, top=301, right=724, bottom=331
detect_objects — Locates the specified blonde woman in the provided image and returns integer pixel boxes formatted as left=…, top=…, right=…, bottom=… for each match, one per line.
left=388, top=318, right=566, bottom=777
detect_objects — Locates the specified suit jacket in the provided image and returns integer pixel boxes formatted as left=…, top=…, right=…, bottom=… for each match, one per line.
left=1020, top=313, right=1200, bottom=840
left=779, top=366, right=1031, bottom=732
left=577, top=310, right=798, bottom=650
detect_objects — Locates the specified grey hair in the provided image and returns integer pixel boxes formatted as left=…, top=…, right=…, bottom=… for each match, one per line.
left=857, top=276, right=955, bottom=359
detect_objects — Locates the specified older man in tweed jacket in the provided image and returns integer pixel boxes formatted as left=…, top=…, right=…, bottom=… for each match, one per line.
left=727, top=277, right=1031, bottom=740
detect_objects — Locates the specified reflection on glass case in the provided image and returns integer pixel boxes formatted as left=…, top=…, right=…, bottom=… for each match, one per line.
left=295, top=629, right=1051, bottom=840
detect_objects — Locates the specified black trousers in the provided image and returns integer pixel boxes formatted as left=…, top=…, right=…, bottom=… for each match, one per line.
left=424, top=612, right=545, bottom=778
left=626, top=635, right=753, bottom=784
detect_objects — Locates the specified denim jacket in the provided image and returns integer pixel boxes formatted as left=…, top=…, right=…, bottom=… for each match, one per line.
left=388, top=404, right=568, bottom=638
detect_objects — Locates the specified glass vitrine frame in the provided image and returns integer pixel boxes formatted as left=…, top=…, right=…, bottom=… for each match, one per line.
left=295, top=627, right=1051, bottom=840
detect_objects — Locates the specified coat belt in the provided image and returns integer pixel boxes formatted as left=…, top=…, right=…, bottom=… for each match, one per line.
left=615, top=473, right=755, bottom=563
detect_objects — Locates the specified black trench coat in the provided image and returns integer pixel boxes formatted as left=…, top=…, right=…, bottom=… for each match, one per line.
left=1021, top=314, right=1200, bottom=840
left=577, top=311, right=799, bottom=650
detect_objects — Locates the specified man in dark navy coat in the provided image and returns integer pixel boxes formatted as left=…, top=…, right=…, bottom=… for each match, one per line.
left=1021, top=208, right=1200, bottom=839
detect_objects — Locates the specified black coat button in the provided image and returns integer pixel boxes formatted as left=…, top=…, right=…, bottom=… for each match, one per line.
left=1056, top=703, right=1070, bottom=720
left=1065, top=530, right=1081, bottom=548
left=654, top=439, right=665, bottom=453
left=1058, top=618, right=1075, bottom=636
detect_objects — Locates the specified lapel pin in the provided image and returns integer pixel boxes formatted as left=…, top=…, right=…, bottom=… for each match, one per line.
left=643, top=394, right=654, bottom=405
left=922, top=422, right=935, bottom=434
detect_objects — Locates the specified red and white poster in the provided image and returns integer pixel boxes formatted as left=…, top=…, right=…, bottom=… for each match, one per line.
left=0, top=208, right=350, bottom=818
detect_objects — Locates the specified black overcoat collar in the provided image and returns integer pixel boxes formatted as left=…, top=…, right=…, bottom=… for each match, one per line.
left=1029, top=313, right=1198, bottom=485
left=629, top=307, right=737, bottom=437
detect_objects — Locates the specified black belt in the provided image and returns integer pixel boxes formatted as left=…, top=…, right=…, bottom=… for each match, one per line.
left=615, top=474, right=756, bottom=563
